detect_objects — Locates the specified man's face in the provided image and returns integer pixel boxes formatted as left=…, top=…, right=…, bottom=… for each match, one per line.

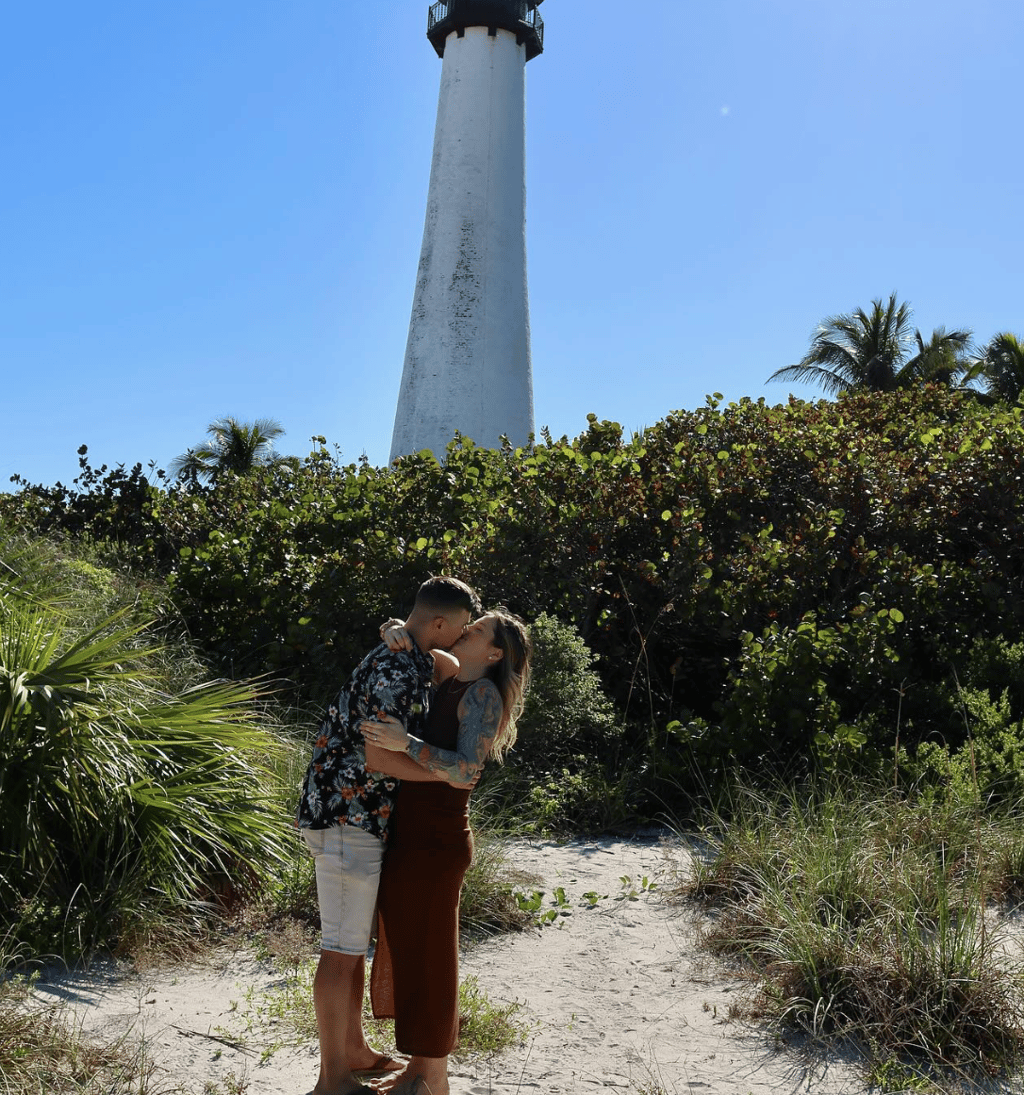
left=436, top=609, right=472, bottom=651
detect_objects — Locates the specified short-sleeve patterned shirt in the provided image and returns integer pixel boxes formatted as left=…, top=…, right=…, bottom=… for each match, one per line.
left=296, top=642, right=433, bottom=841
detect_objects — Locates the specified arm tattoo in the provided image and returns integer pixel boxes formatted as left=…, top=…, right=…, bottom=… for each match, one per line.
left=406, top=680, right=502, bottom=784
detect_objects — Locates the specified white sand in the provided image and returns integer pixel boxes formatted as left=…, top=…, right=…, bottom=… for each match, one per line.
left=28, top=835, right=870, bottom=1094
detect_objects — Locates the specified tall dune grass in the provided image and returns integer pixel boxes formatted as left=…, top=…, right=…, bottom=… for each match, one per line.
left=680, top=781, right=1024, bottom=1085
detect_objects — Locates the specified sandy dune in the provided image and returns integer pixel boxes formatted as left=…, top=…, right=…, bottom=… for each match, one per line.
left=29, top=834, right=873, bottom=1094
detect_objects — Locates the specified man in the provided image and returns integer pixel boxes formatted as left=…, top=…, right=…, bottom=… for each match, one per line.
left=296, top=575, right=480, bottom=1095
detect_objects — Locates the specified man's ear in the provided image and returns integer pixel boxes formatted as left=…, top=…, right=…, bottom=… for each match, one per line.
left=430, top=615, right=447, bottom=633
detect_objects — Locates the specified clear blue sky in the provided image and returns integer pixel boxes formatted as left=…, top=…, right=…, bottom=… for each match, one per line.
left=2, top=0, right=1020, bottom=489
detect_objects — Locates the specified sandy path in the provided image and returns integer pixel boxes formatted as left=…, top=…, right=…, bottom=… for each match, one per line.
left=28, top=834, right=868, bottom=1095
left=455, top=835, right=862, bottom=1095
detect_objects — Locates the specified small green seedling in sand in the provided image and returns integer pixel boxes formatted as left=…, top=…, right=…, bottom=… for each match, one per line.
left=617, top=875, right=658, bottom=901
left=513, top=887, right=575, bottom=925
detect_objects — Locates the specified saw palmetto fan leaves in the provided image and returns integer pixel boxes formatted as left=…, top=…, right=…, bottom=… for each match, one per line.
left=0, top=557, right=289, bottom=953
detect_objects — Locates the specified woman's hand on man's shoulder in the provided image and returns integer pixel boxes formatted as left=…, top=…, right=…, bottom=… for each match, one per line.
left=380, top=619, right=413, bottom=652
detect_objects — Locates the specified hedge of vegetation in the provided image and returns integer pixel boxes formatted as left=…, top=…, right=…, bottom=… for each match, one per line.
left=5, top=386, right=1024, bottom=816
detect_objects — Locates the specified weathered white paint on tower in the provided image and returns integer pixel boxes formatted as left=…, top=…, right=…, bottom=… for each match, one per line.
left=389, top=23, right=535, bottom=462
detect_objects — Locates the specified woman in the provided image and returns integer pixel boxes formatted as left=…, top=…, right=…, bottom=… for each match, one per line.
left=360, top=608, right=531, bottom=1095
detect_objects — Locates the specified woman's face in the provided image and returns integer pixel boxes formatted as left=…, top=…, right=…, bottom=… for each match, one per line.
left=453, top=614, right=502, bottom=665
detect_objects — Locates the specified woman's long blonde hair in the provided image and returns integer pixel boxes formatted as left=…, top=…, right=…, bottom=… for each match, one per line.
left=484, top=608, right=532, bottom=763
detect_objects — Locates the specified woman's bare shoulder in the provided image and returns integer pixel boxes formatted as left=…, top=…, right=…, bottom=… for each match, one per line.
left=431, top=649, right=460, bottom=683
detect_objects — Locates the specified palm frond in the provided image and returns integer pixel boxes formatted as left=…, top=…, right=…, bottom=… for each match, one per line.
left=766, top=295, right=979, bottom=397
left=1, top=579, right=290, bottom=953
left=768, top=362, right=853, bottom=396
left=979, top=332, right=1024, bottom=403
left=171, top=417, right=287, bottom=483
left=899, top=327, right=975, bottom=388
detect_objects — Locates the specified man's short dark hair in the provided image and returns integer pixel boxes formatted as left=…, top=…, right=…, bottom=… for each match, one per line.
left=415, top=575, right=481, bottom=616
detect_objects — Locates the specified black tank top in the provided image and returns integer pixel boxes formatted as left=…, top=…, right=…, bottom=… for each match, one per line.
left=405, top=674, right=476, bottom=814
left=423, top=675, right=474, bottom=750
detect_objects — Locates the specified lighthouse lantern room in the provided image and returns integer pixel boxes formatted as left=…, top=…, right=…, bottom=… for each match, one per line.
left=427, top=1, right=544, bottom=61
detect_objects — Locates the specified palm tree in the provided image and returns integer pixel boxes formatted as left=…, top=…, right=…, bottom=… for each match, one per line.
left=768, top=294, right=972, bottom=396
left=977, top=333, right=1024, bottom=404
left=899, top=326, right=975, bottom=389
left=170, top=416, right=285, bottom=484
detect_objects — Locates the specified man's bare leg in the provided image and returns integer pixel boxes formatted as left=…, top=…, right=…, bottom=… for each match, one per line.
left=313, top=950, right=396, bottom=1094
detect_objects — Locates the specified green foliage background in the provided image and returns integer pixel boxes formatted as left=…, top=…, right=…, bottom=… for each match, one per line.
left=5, top=387, right=1024, bottom=814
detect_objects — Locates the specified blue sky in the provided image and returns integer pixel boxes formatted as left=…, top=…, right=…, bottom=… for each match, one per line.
left=2, top=0, right=1020, bottom=489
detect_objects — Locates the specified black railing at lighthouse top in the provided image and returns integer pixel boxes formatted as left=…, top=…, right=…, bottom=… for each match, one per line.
left=427, top=1, right=545, bottom=61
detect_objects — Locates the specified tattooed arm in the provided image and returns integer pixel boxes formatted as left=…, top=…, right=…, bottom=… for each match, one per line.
left=364, top=741, right=450, bottom=782
left=404, top=679, right=503, bottom=785
left=361, top=715, right=480, bottom=786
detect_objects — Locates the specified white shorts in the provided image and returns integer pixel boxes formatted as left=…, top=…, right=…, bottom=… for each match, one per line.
left=300, top=824, right=384, bottom=955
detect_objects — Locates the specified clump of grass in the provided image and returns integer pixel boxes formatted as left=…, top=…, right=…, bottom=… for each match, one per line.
left=253, top=728, right=320, bottom=929
left=679, top=781, right=1024, bottom=1085
left=454, top=975, right=527, bottom=1054
left=625, top=1050, right=674, bottom=1095
left=232, top=955, right=524, bottom=1061
left=371, top=973, right=526, bottom=1059
left=460, top=832, right=537, bottom=938
left=201, top=1077, right=249, bottom=1095
left=460, top=795, right=539, bottom=939
left=0, top=965, right=172, bottom=1095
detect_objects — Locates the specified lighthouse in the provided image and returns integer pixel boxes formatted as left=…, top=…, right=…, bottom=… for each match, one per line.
left=389, top=0, right=544, bottom=463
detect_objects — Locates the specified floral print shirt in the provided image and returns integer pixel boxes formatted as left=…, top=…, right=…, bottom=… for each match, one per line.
left=296, top=642, right=433, bottom=840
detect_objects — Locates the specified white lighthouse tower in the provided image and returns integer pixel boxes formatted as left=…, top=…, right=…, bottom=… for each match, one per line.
left=389, top=0, right=544, bottom=462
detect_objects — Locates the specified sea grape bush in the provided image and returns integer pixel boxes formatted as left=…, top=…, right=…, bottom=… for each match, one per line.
left=495, top=611, right=635, bottom=832
left=5, top=445, right=169, bottom=561
left=4, top=388, right=1024, bottom=807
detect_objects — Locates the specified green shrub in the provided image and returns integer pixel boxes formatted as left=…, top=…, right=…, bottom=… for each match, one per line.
left=508, top=761, right=640, bottom=833
left=7, top=389, right=1024, bottom=817
left=483, top=612, right=640, bottom=832
left=515, top=612, right=620, bottom=764
left=0, top=535, right=292, bottom=957
left=895, top=639, right=1024, bottom=803
left=903, top=692, right=1024, bottom=805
